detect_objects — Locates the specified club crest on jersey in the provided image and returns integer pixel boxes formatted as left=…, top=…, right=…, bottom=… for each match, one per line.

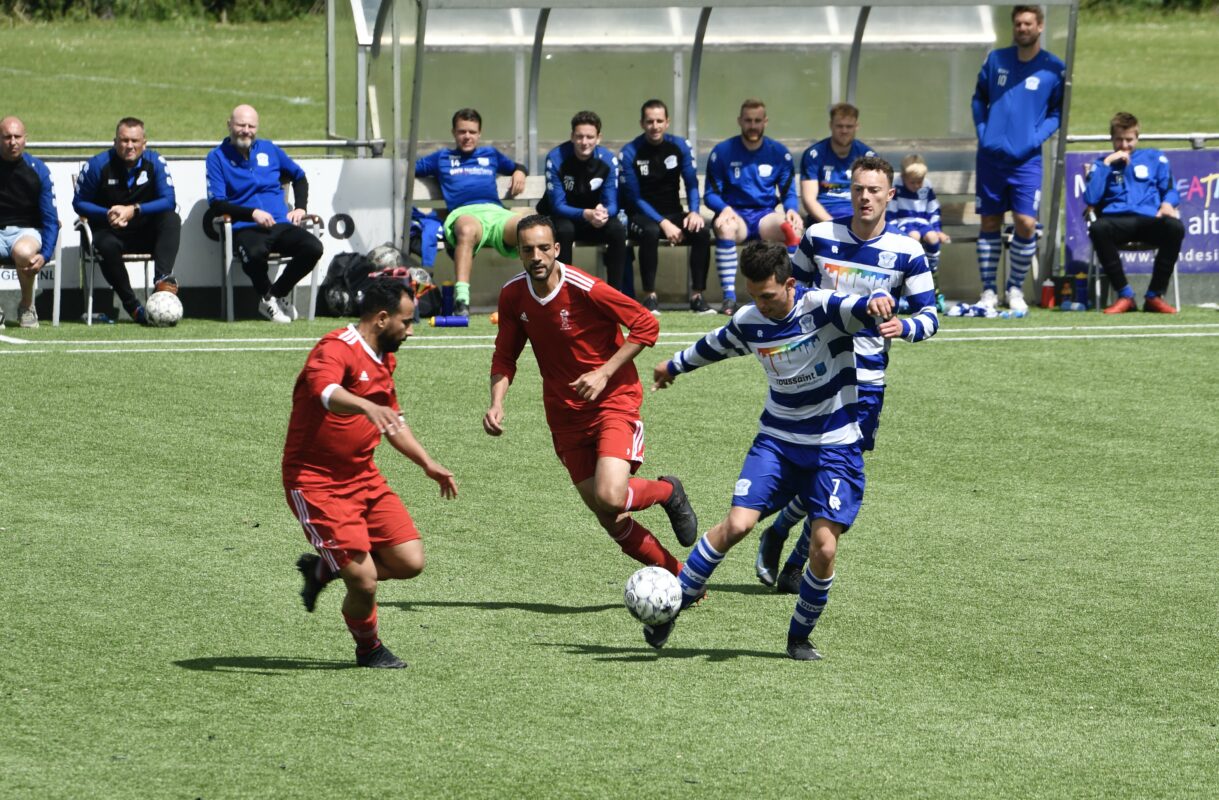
left=799, top=314, right=817, bottom=333
left=663, top=155, right=678, bottom=170
left=878, top=251, right=897, bottom=268
left=256, top=152, right=270, bottom=167
left=1133, top=164, right=1149, bottom=180
left=734, top=478, right=752, bottom=496
left=758, top=164, right=774, bottom=178
left=590, top=177, right=603, bottom=191
left=1024, top=76, right=1040, bottom=91
left=558, top=308, right=572, bottom=332
left=478, top=157, right=490, bottom=166
left=136, top=172, right=149, bottom=186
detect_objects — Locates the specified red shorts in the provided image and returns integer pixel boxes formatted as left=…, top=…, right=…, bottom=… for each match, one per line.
left=285, top=473, right=419, bottom=572
left=552, top=411, right=645, bottom=484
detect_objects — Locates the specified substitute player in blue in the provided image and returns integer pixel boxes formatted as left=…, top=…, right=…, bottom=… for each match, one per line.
left=538, top=111, right=627, bottom=291
left=650, top=240, right=900, bottom=660
left=0, top=116, right=59, bottom=329
left=206, top=104, right=323, bottom=323
left=971, top=5, right=1065, bottom=313
left=1084, top=111, right=1183, bottom=315
left=74, top=117, right=181, bottom=325
left=800, top=103, right=876, bottom=225
left=704, top=99, right=803, bottom=316
left=758, top=156, right=939, bottom=592
left=415, top=108, right=529, bottom=317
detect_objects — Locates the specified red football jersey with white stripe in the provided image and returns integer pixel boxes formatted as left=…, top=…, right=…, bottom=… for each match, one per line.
left=490, top=263, right=660, bottom=429
left=282, top=325, right=400, bottom=488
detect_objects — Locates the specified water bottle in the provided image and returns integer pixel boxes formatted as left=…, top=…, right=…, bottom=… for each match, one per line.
left=1073, top=272, right=1088, bottom=304
left=1040, top=278, right=1056, bottom=309
left=1060, top=301, right=1086, bottom=312
left=430, top=315, right=469, bottom=327
left=441, top=281, right=454, bottom=316
left=80, top=312, right=113, bottom=324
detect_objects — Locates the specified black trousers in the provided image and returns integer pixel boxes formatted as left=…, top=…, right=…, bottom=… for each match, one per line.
left=89, top=211, right=180, bottom=312
left=628, top=213, right=710, bottom=294
left=1088, top=213, right=1184, bottom=295
left=234, top=222, right=324, bottom=298
left=553, top=215, right=627, bottom=291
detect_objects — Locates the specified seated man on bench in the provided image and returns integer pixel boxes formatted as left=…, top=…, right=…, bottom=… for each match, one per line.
left=415, top=108, right=529, bottom=317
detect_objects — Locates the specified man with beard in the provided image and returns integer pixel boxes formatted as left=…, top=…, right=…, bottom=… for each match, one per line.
left=483, top=215, right=699, bottom=576
left=285, top=278, right=458, bottom=669
left=206, top=104, right=323, bottom=323
left=971, top=5, right=1065, bottom=313
left=704, top=99, right=802, bottom=315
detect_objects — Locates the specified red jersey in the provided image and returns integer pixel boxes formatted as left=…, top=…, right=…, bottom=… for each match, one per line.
left=282, top=325, right=400, bottom=488
left=490, top=263, right=660, bottom=430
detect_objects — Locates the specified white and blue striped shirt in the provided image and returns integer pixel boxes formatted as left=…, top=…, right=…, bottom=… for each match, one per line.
left=792, top=220, right=939, bottom=386
left=667, top=286, right=874, bottom=447
left=888, top=177, right=942, bottom=231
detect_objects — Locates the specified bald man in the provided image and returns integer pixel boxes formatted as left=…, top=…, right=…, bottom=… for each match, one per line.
left=1, top=116, right=60, bottom=328
left=206, top=104, right=322, bottom=323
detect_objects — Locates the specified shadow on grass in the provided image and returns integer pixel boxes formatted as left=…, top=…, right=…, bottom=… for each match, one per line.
left=382, top=600, right=620, bottom=615
left=703, top=582, right=780, bottom=597
left=537, top=641, right=789, bottom=662
left=174, top=656, right=355, bottom=674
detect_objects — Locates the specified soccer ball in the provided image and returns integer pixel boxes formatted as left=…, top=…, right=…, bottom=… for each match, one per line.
left=145, top=290, right=183, bottom=327
left=624, top=566, right=682, bottom=626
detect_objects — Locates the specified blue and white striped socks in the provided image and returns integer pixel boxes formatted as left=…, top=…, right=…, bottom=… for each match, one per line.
left=784, top=520, right=812, bottom=568
left=715, top=239, right=737, bottom=300
left=788, top=570, right=834, bottom=641
left=767, top=496, right=807, bottom=543
left=925, top=239, right=941, bottom=273
left=1007, top=234, right=1037, bottom=290
left=977, top=230, right=1001, bottom=292
left=678, top=535, right=724, bottom=610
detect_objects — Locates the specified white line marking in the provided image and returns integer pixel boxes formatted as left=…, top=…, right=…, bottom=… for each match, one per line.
left=0, top=334, right=31, bottom=344
left=929, top=332, right=1219, bottom=343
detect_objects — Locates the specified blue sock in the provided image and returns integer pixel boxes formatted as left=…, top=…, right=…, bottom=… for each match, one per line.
left=678, top=535, right=724, bottom=609
left=1144, top=290, right=1160, bottom=299
left=925, top=240, right=941, bottom=273
left=1119, top=285, right=1135, bottom=299
left=784, top=520, right=811, bottom=567
left=715, top=239, right=737, bottom=300
left=788, top=570, right=834, bottom=641
left=1007, top=233, right=1037, bottom=290
left=767, top=496, right=807, bottom=542
left=977, top=231, right=1001, bottom=292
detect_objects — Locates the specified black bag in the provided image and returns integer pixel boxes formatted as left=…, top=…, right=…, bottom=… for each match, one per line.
left=318, top=252, right=377, bottom=316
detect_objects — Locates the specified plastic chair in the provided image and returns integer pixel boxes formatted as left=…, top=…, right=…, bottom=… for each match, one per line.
left=75, top=218, right=155, bottom=326
left=210, top=212, right=324, bottom=322
left=1084, top=209, right=1180, bottom=310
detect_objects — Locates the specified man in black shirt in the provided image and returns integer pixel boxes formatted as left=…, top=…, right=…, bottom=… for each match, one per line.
left=0, top=116, right=60, bottom=328
left=619, top=100, right=711, bottom=313
left=73, top=117, right=181, bottom=324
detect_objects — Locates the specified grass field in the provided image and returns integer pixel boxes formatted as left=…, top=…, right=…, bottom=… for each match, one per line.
left=3, top=308, right=1218, bottom=798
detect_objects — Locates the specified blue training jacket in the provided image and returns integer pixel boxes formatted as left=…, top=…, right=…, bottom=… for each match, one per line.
left=971, top=46, right=1065, bottom=164
left=704, top=136, right=797, bottom=214
left=206, top=138, right=306, bottom=231
left=73, top=148, right=176, bottom=220
left=1084, top=149, right=1179, bottom=217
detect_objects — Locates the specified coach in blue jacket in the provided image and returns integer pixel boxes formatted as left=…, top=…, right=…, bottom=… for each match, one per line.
left=74, top=117, right=181, bottom=324
left=206, top=104, right=323, bottom=323
left=1084, top=111, right=1183, bottom=315
left=971, top=5, right=1065, bottom=314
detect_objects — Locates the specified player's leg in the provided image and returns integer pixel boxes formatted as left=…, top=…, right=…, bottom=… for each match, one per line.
left=8, top=232, right=42, bottom=324
left=711, top=212, right=747, bottom=315
left=974, top=156, right=1007, bottom=308
left=447, top=212, right=484, bottom=315
left=757, top=211, right=800, bottom=249
left=91, top=223, right=145, bottom=321
left=366, top=480, right=425, bottom=580
left=685, top=221, right=713, bottom=312
left=1136, top=215, right=1184, bottom=311
left=1087, top=214, right=1137, bottom=311
left=921, top=229, right=943, bottom=274
left=234, top=227, right=284, bottom=322
left=629, top=214, right=662, bottom=310
left=145, top=211, right=181, bottom=286
left=784, top=444, right=864, bottom=660
left=573, top=462, right=681, bottom=575
left=267, top=223, right=325, bottom=306
left=335, top=552, right=405, bottom=668
left=599, top=216, right=628, bottom=291
left=596, top=414, right=697, bottom=546
left=551, top=216, right=579, bottom=266
left=756, top=494, right=807, bottom=586
left=1004, top=164, right=1042, bottom=312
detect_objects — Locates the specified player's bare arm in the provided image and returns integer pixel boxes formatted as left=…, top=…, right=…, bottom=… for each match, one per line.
left=651, top=360, right=676, bottom=391
left=483, top=373, right=511, bottom=435
left=569, top=340, right=646, bottom=401
left=386, top=425, right=458, bottom=499
left=683, top=211, right=705, bottom=233
left=508, top=168, right=527, bottom=198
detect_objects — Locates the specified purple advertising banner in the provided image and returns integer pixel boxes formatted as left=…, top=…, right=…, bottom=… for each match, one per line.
left=1064, top=149, right=1219, bottom=275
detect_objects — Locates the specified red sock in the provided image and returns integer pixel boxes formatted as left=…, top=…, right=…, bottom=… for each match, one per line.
left=610, top=519, right=681, bottom=575
left=626, top=477, right=673, bottom=511
left=780, top=221, right=800, bottom=248
left=343, top=606, right=381, bottom=654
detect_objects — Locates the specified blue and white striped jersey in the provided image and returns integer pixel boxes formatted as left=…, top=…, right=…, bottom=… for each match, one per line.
left=792, top=220, right=939, bottom=386
left=666, top=286, right=874, bottom=447
left=888, top=177, right=942, bottom=231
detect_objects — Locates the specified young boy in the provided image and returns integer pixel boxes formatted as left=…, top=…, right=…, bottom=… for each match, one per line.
left=889, top=154, right=950, bottom=275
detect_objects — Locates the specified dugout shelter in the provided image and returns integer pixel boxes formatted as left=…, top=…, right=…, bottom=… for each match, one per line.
left=329, top=0, right=1081, bottom=302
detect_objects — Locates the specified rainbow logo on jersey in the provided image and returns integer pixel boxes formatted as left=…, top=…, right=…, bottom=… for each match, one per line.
left=756, top=332, right=819, bottom=373
left=822, top=261, right=891, bottom=292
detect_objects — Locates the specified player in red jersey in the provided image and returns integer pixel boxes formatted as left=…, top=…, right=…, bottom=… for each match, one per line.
left=284, top=277, right=457, bottom=669
left=483, top=214, right=698, bottom=573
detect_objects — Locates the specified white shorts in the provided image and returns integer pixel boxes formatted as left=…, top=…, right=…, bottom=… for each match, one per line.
left=0, top=227, right=41, bottom=258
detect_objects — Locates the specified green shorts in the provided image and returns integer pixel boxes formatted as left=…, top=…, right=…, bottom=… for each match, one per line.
left=443, top=203, right=520, bottom=259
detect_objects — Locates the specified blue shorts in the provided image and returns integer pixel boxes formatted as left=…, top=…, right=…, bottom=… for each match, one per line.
left=734, top=434, right=864, bottom=530
left=0, top=227, right=41, bottom=258
left=975, top=155, right=1042, bottom=218
left=857, top=385, right=885, bottom=452
left=732, top=206, right=774, bottom=241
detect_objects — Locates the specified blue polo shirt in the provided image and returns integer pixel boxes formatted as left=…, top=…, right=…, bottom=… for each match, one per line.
left=800, top=137, right=876, bottom=219
left=415, top=146, right=519, bottom=210
left=1083, top=149, right=1179, bottom=217
left=205, top=138, right=306, bottom=231
left=704, top=136, right=797, bottom=214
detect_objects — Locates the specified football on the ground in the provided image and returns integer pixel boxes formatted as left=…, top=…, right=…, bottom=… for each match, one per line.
left=624, top=566, right=682, bottom=626
left=146, top=290, right=183, bottom=327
